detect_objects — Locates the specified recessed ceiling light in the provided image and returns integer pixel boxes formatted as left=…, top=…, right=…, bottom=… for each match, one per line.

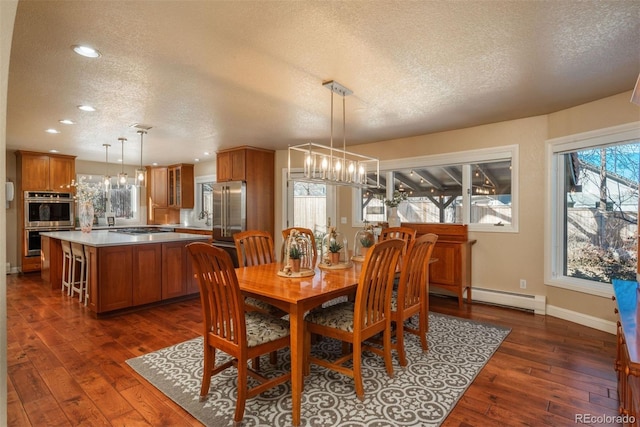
left=77, top=105, right=96, bottom=112
left=46, top=128, right=60, bottom=134
left=204, top=152, right=210, bottom=156
left=72, top=45, right=101, bottom=58
left=194, top=158, right=200, bottom=162
left=59, top=119, right=75, bottom=125
left=49, top=149, right=59, bottom=153
left=152, top=162, right=158, bottom=166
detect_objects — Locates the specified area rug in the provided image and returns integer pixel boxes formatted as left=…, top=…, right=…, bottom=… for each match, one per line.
left=126, top=313, right=510, bottom=426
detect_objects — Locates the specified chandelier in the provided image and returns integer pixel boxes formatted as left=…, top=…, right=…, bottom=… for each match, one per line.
left=287, top=80, right=379, bottom=189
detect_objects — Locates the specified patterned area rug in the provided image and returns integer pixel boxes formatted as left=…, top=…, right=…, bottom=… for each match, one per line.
left=126, top=313, right=510, bottom=426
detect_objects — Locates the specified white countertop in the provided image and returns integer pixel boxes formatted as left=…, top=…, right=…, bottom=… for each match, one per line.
left=40, top=230, right=211, bottom=247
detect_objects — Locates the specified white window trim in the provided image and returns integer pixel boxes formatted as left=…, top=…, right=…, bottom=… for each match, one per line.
left=545, top=121, right=640, bottom=297
left=351, top=144, right=519, bottom=233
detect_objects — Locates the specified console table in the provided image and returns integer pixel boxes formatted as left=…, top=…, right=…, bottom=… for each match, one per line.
left=612, top=279, right=640, bottom=426
left=404, top=223, right=476, bottom=308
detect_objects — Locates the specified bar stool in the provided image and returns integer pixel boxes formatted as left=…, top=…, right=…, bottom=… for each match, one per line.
left=70, top=242, right=86, bottom=304
left=61, top=240, right=73, bottom=296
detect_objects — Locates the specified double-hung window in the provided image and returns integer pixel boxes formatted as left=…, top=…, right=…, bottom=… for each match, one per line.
left=354, top=145, right=518, bottom=233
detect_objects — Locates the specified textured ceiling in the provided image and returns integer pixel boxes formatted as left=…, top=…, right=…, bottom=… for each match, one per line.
left=6, top=0, right=640, bottom=167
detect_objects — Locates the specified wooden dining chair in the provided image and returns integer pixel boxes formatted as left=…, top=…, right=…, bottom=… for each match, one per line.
left=233, top=230, right=283, bottom=315
left=234, top=230, right=277, bottom=267
left=186, top=242, right=291, bottom=424
left=281, top=227, right=317, bottom=267
left=304, top=238, right=405, bottom=400
left=390, top=233, right=438, bottom=368
left=379, top=226, right=417, bottom=256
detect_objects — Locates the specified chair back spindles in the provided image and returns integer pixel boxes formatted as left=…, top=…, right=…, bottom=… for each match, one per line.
left=234, top=230, right=276, bottom=267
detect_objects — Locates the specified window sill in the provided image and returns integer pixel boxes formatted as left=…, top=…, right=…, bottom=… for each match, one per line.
left=546, top=276, right=614, bottom=299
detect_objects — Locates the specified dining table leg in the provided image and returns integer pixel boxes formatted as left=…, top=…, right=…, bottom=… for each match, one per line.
left=289, top=303, right=304, bottom=426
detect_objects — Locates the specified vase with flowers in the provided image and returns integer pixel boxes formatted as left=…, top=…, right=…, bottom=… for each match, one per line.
left=381, top=190, right=407, bottom=228
left=72, top=176, right=102, bottom=233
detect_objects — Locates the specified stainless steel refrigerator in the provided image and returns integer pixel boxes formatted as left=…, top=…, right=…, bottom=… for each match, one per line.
left=212, top=181, right=247, bottom=242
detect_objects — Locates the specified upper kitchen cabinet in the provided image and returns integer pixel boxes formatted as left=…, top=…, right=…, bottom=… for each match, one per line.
left=216, top=146, right=275, bottom=236
left=16, top=151, right=76, bottom=191
left=216, top=148, right=247, bottom=181
left=168, top=164, right=194, bottom=208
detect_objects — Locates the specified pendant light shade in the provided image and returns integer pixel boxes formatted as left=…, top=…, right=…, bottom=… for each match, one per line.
left=135, top=130, right=147, bottom=187
left=117, top=137, right=127, bottom=187
left=102, top=143, right=111, bottom=191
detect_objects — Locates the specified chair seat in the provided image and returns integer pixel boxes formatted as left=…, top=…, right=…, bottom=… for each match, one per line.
left=245, top=311, right=290, bottom=347
left=245, top=297, right=283, bottom=316
left=305, top=302, right=355, bottom=332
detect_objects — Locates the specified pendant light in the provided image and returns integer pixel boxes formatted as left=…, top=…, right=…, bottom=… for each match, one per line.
left=135, top=130, right=147, bottom=187
left=102, top=143, right=111, bottom=191
left=287, top=80, right=379, bottom=189
left=117, top=137, right=127, bottom=187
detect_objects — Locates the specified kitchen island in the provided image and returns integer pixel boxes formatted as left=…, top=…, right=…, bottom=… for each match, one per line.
left=40, top=230, right=211, bottom=316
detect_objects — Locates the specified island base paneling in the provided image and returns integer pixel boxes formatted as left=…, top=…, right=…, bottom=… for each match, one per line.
left=41, top=236, right=204, bottom=316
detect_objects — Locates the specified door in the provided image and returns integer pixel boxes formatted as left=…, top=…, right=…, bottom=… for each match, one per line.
left=285, top=171, right=336, bottom=240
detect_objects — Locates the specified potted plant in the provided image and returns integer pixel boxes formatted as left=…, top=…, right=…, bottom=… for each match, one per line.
left=289, top=245, right=302, bottom=272
left=328, top=240, right=343, bottom=264
left=359, top=233, right=375, bottom=256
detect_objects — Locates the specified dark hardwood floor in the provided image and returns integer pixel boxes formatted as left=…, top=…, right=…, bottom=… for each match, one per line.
left=7, top=272, right=621, bottom=426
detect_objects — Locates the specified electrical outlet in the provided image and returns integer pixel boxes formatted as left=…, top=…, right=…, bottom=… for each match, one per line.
left=520, top=279, right=527, bottom=289
left=341, top=217, right=347, bottom=224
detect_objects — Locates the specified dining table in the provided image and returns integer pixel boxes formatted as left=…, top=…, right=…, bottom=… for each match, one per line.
left=235, top=262, right=361, bottom=426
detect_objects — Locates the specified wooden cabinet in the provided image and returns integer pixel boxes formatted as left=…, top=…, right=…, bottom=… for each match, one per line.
left=404, top=223, right=475, bottom=308
left=16, top=151, right=76, bottom=191
left=216, top=149, right=246, bottom=181
left=16, top=150, right=76, bottom=272
left=168, top=163, right=194, bottom=208
left=146, top=164, right=194, bottom=224
left=97, top=246, right=134, bottom=312
left=216, top=146, right=275, bottom=237
left=132, top=244, right=162, bottom=305
left=613, top=280, right=640, bottom=426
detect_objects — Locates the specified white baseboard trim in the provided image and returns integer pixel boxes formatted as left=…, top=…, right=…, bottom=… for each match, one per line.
left=546, top=304, right=617, bottom=335
left=468, top=287, right=547, bottom=315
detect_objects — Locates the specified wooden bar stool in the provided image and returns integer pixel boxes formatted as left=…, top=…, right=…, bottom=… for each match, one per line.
left=70, top=242, right=86, bottom=303
left=60, top=240, right=73, bottom=296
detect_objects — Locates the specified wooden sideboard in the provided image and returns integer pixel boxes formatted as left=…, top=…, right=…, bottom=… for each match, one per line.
left=612, top=280, right=640, bottom=426
left=403, top=223, right=476, bottom=308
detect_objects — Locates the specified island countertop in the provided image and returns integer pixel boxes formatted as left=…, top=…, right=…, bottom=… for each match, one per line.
left=40, top=229, right=211, bottom=247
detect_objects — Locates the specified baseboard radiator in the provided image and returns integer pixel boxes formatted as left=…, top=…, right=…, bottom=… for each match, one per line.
left=431, top=287, right=546, bottom=315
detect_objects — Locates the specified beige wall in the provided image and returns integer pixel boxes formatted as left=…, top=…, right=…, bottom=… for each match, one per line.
left=2, top=2, right=19, bottom=424
left=274, top=90, right=638, bottom=325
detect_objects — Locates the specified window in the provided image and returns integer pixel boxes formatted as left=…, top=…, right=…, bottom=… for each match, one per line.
left=547, top=123, right=640, bottom=296
left=355, top=145, right=518, bottom=232
left=77, top=174, right=139, bottom=223
left=196, top=175, right=215, bottom=225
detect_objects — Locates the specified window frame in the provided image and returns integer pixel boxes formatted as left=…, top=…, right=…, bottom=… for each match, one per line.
left=545, top=121, right=640, bottom=297
left=352, top=144, right=519, bottom=233
left=76, top=174, right=141, bottom=225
